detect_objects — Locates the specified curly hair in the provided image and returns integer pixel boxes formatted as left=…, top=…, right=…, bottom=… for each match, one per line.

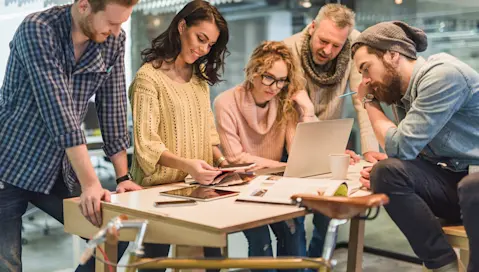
left=244, top=41, right=304, bottom=123
left=141, top=0, right=229, bottom=86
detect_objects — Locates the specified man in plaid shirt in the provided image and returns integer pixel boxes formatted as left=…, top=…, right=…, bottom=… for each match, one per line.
left=0, top=0, right=142, bottom=270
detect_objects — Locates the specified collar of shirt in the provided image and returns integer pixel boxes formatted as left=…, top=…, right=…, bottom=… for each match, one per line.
left=400, top=56, right=427, bottom=106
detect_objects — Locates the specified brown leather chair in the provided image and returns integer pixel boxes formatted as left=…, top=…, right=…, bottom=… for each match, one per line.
left=290, top=193, right=390, bottom=219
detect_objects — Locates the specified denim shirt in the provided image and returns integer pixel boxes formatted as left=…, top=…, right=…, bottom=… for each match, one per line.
left=385, top=53, right=479, bottom=172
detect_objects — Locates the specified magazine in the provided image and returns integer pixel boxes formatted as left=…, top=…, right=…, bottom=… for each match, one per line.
left=185, top=172, right=256, bottom=187
left=236, top=175, right=359, bottom=205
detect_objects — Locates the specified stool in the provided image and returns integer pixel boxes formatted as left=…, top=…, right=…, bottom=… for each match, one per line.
left=423, top=225, right=469, bottom=272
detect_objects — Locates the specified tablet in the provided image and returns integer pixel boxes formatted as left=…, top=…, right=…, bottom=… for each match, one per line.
left=159, top=185, right=239, bottom=201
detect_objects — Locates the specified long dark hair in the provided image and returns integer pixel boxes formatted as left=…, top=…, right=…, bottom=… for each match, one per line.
left=141, top=0, right=229, bottom=86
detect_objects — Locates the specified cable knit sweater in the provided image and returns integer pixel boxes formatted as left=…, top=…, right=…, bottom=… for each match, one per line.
left=129, top=63, right=220, bottom=186
left=214, top=85, right=296, bottom=165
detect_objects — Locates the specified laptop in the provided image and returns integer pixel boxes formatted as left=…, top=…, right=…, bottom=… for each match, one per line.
left=258, top=118, right=354, bottom=178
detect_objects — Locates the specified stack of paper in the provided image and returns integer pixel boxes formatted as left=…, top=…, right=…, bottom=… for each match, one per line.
left=236, top=175, right=358, bottom=205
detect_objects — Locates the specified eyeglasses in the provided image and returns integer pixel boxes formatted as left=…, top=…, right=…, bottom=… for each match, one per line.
left=261, top=74, right=289, bottom=89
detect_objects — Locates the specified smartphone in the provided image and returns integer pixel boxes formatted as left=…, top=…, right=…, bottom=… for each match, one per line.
left=219, top=163, right=256, bottom=172
left=154, top=199, right=197, bottom=207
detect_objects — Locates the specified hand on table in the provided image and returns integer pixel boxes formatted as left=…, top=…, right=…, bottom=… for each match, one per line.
left=116, top=180, right=143, bottom=193
left=345, top=150, right=361, bottom=165
left=80, top=183, right=111, bottom=227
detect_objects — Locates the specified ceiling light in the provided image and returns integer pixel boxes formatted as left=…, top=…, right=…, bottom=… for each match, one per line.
left=300, top=0, right=312, bottom=8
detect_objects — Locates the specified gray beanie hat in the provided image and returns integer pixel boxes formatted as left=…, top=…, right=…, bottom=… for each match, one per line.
left=352, top=21, right=428, bottom=59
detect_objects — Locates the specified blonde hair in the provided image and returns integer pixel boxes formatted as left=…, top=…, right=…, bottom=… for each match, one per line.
left=315, top=3, right=355, bottom=32
left=244, top=41, right=303, bottom=123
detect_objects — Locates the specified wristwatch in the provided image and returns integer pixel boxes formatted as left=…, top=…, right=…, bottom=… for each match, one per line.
left=116, top=172, right=133, bottom=185
left=362, top=93, right=376, bottom=109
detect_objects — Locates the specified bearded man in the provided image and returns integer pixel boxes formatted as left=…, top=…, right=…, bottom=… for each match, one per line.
left=352, top=21, right=479, bottom=272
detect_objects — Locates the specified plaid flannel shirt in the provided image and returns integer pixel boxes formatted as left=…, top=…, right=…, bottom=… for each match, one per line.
left=0, top=5, right=130, bottom=194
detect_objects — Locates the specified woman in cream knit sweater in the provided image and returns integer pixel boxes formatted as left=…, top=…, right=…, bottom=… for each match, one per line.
left=129, top=1, right=229, bottom=187
left=128, top=1, right=229, bottom=271
left=214, top=41, right=317, bottom=271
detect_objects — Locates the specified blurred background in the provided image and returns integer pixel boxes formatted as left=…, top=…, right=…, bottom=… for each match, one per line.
left=1, top=0, right=478, bottom=271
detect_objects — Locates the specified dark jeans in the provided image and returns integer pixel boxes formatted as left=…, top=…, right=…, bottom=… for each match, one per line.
left=0, top=178, right=129, bottom=272
left=295, top=214, right=331, bottom=258
left=370, top=158, right=479, bottom=271
left=139, top=243, right=222, bottom=272
left=243, top=219, right=303, bottom=272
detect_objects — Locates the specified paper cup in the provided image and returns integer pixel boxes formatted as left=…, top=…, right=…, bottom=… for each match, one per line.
left=329, top=154, right=350, bottom=180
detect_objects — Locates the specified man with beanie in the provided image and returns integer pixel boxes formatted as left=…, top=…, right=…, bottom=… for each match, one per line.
left=283, top=3, right=387, bottom=258
left=352, top=21, right=479, bottom=272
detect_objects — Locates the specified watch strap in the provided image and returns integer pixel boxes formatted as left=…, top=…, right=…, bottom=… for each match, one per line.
left=116, top=173, right=133, bottom=184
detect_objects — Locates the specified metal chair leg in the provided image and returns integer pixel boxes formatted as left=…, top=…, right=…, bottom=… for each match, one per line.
left=321, top=218, right=349, bottom=269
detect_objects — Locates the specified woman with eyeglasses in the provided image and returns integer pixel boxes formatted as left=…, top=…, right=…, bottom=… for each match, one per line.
left=214, top=41, right=317, bottom=172
left=213, top=41, right=317, bottom=271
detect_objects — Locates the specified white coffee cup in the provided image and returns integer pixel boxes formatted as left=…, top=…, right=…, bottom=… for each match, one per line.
left=329, top=154, right=350, bottom=180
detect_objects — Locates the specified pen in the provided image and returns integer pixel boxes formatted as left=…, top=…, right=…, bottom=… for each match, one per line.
left=338, top=91, right=357, bottom=98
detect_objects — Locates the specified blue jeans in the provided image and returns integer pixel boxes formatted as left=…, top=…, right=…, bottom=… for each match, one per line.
left=296, top=214, right=331, bottom=258
left=0, top=177, right=129, bottom=272
left=138, top=243, right=222, bottom=272
left=243, top=219, right=303, bottom=272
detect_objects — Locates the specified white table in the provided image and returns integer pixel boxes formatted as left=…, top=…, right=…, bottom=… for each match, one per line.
left=63, top=162, right=370, bottom=272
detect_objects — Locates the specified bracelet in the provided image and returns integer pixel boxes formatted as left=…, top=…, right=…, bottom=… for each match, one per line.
left=215, top=156, right=226, bottom=167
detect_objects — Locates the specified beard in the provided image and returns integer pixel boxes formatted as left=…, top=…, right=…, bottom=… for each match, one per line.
left=79, top=14, right=109, bottom=43
left=370, top=61, right=403, bottom=105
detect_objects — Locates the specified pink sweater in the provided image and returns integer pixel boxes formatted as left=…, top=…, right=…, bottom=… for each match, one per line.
left=214, top=86, right=296, bottom=165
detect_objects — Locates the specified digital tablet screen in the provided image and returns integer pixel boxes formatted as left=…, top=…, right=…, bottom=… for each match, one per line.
left=160, top=185, right=238, bottom=201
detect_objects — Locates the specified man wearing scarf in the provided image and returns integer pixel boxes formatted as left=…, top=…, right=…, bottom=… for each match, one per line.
left=283, top=3, right=385, bottom=259
left=284, top=4, right=383, bottom=163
